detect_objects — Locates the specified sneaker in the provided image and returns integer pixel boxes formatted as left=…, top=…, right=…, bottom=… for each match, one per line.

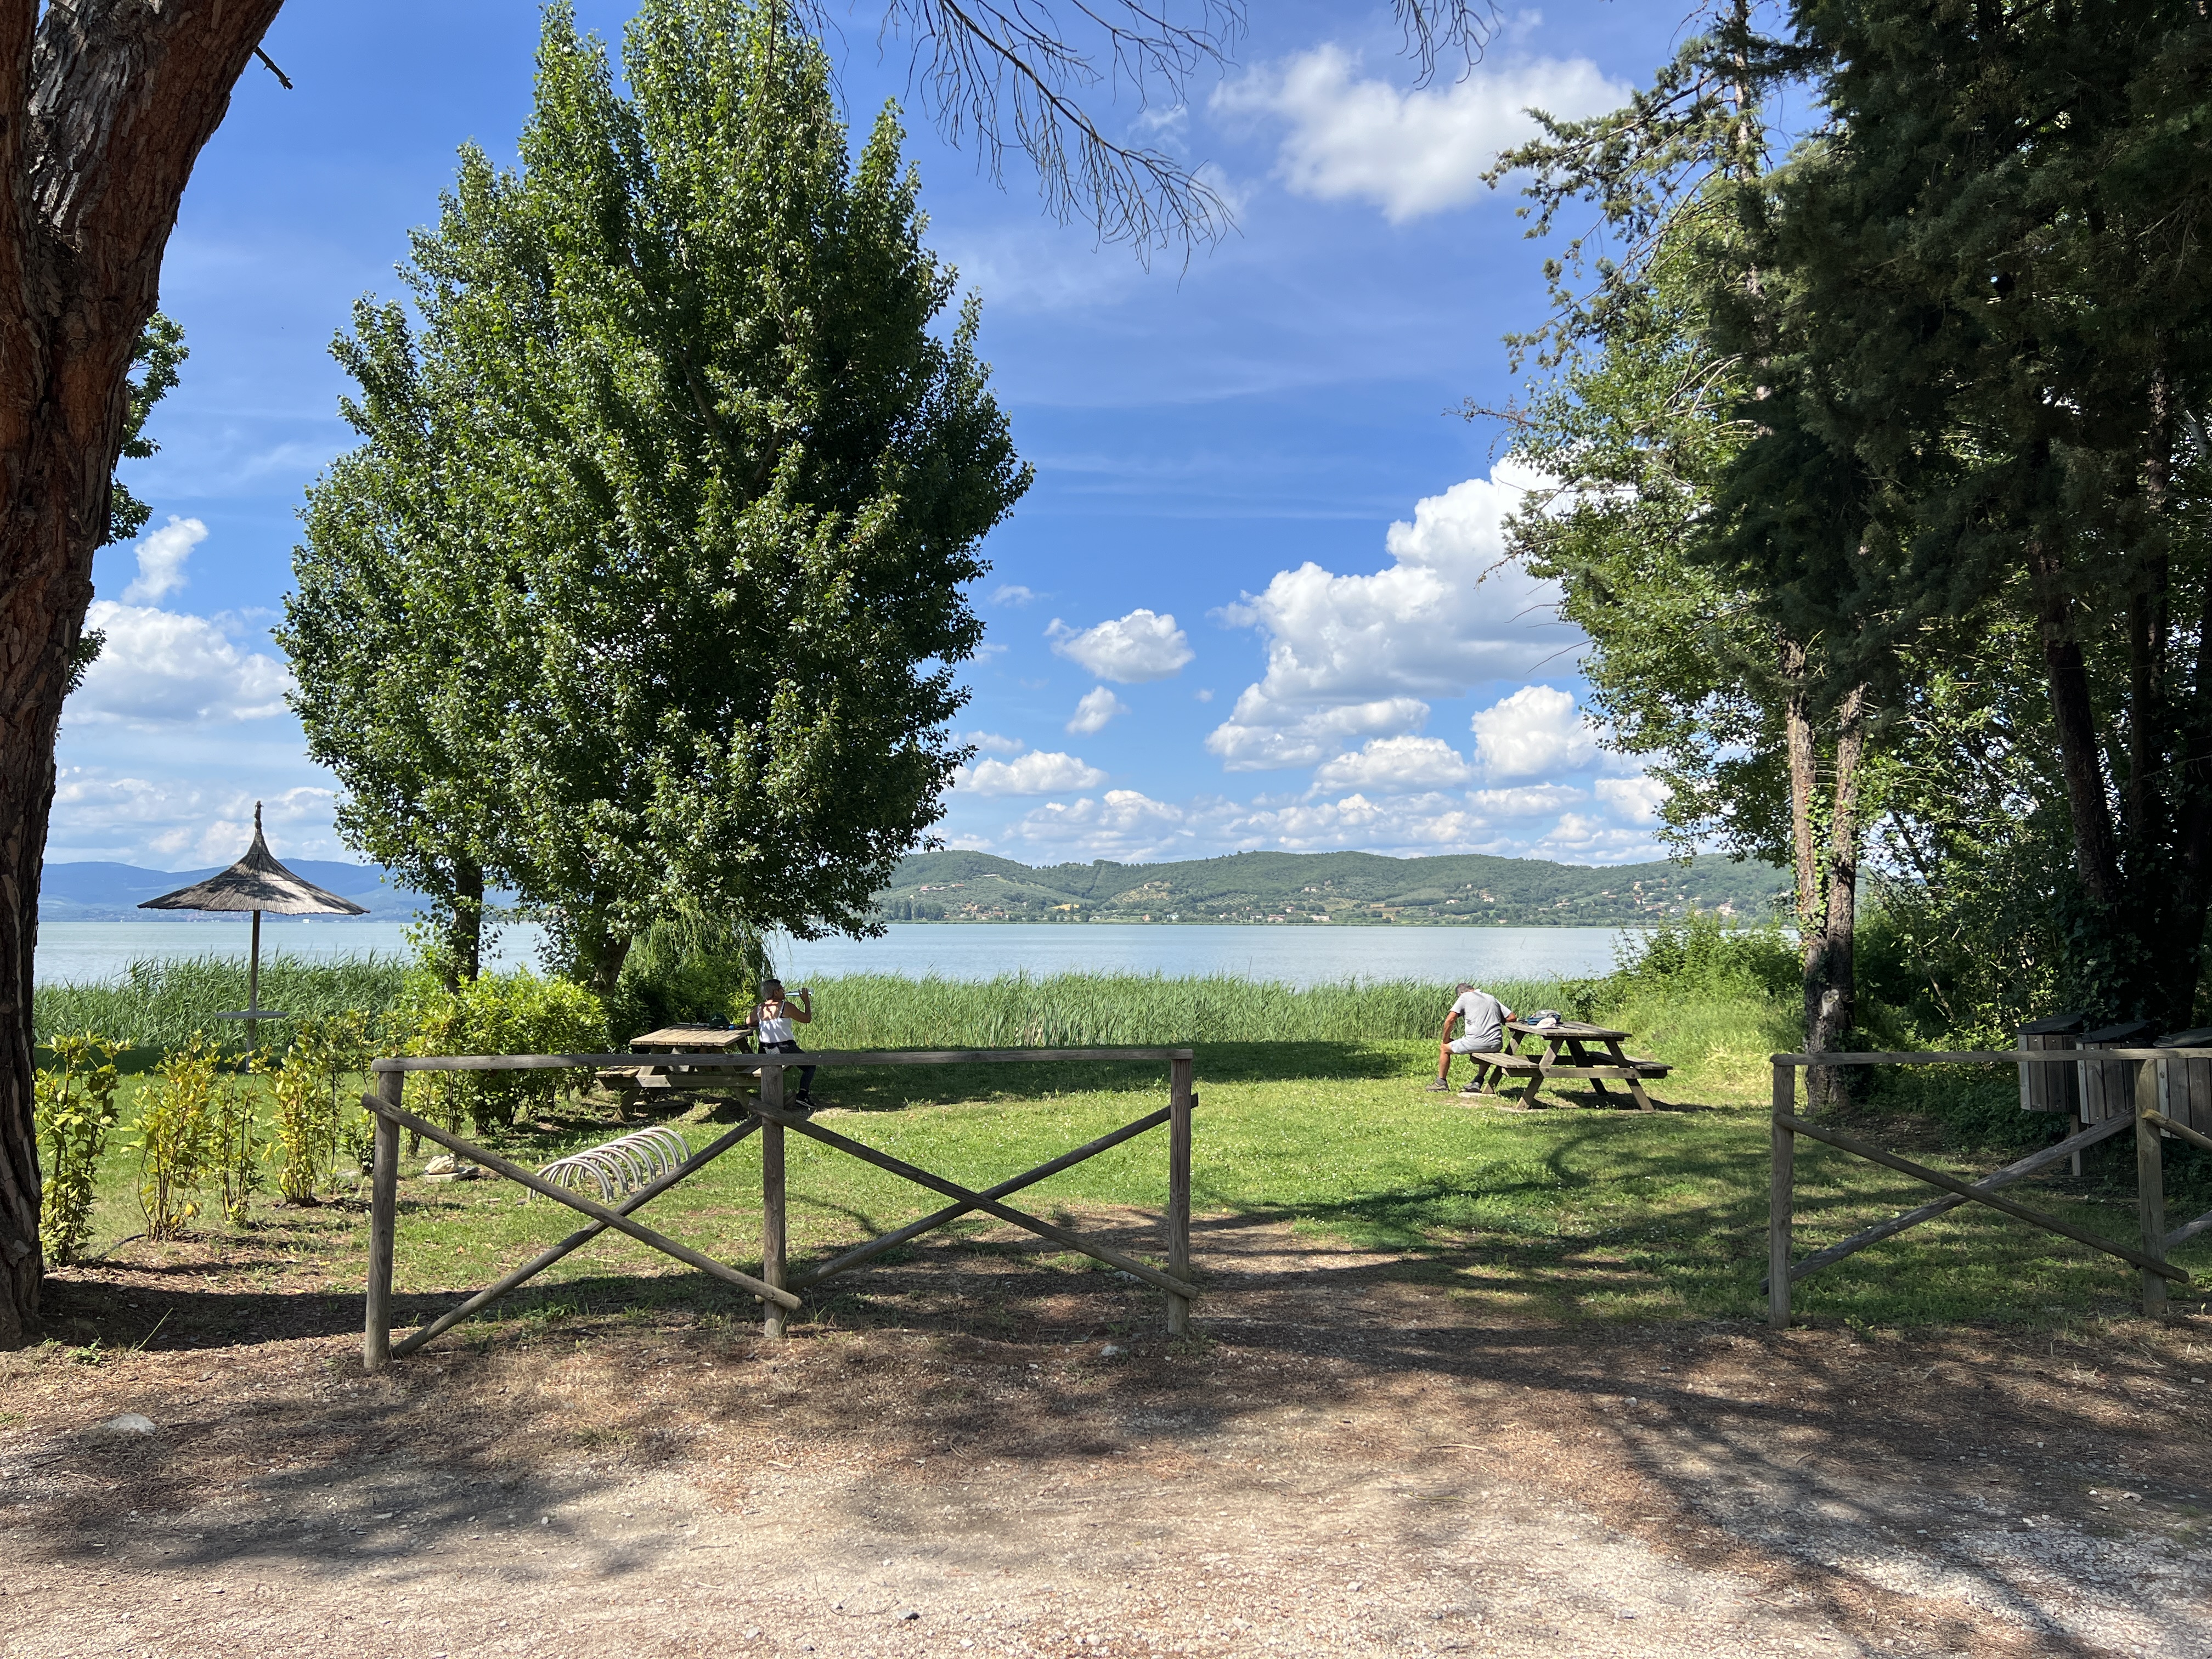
left=1423, top=1079, right=1452, bottom=1092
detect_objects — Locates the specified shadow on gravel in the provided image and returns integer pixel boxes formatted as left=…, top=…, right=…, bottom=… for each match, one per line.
left=19, top=1198, right=2207, bottom=1658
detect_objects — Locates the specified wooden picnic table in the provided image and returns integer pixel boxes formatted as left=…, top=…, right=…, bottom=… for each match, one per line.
left=606, top=1024, right=758, bottom=1110
left=1478, top=1018, right=1671, bottom=1111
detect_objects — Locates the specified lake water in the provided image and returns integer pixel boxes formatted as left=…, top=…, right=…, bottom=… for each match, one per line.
left=36, top=918, right=1634, bottom=988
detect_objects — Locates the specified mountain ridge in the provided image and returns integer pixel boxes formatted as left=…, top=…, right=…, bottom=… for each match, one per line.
left=41, top=847, right=1791, bottom=928
left=875, top=847, right=1787, bottom=927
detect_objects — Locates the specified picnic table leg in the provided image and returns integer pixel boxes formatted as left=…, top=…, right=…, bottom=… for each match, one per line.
left=1611, top=1041, right=1656, bottom=1111
left=1572, top=1039, right=1614, bottom=1103
left=1522, top=1045, right=1547, bottom=1109
left=761, top=1062, right=789, bottom=1340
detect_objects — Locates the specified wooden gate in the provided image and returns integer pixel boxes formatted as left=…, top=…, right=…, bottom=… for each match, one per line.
left=1767, top=1048, right=2210, bottom=1327
left=360, top=1046, right=1194, bottom=1368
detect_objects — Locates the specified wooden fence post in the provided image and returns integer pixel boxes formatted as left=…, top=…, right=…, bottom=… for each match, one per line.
left=1769, top=1059, right=1795, bottom=1330
left=761, top=1061, right=788, bottom=1339
left=1167, top=1055, right=1193, bottom=1337
left=364, top=1068, right=403, bottom=1370
left=2137, top=1059, right=2168, bottom=1317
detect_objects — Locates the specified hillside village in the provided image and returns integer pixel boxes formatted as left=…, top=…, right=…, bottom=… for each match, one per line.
left=872, top=848, right=1789, bottom=927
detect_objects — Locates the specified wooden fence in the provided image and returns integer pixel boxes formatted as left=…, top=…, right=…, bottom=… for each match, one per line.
left=360, top=1046, right=1194, bottom=1370
left=1768, top=1049, right=2212, bottom=1328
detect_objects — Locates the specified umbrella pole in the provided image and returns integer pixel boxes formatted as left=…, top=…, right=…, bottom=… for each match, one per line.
left=249, top=908, right=262, bottom=1053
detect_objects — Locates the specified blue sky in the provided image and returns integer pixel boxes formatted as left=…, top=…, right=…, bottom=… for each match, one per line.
left=61, top=0, right=1695, bottom=872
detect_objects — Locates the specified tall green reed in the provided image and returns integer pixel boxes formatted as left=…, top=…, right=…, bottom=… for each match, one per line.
left=793, top=972, right=1585, bottom=1048
left=36, top=952, right=409, bottom=1050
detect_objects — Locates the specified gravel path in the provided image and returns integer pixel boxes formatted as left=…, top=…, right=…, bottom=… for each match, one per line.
left=3, top=1212, right=2208, bottom=1658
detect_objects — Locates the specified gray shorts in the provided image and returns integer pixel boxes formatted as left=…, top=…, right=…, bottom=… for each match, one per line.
left=1448, top=1036, right=1503, bottom=1056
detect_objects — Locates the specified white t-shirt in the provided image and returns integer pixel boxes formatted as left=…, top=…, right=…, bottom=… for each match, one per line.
left=757, top=1002, right=798, bottom=1045
left=1450, top=989, right=1507, bottom=1049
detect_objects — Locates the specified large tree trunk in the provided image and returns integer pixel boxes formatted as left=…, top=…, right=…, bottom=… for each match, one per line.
left=1805, top=687, right=1866, bottom=1109
left=0, top=0, right=287, bottom=1349
left=442, top=858, right=486, bottom=990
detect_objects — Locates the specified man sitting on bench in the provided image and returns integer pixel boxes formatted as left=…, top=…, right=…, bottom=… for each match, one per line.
left=1428, top=982, right=1514, bottom=1093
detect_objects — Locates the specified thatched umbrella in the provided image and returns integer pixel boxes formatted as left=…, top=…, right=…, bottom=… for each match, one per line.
left=139, top=802, right=368, bottom=1043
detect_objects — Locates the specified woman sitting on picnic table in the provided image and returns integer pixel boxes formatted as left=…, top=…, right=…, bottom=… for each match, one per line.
left=1427, top=982, right=1514, bottom=1094
left=753, top=978, right=817, bottom=1109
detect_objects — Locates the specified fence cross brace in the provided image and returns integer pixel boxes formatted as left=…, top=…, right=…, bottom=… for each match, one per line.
left=361, top=1092, right=800, bottom=1314
left=362, top=1046, right=1198, bottom=1367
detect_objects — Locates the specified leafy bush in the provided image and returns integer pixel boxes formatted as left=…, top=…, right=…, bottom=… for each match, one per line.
left=606, top=916, right=766, bottom=1043
left=210, top=1071, right=261, bottom=1226
left=1607, top=912, right=1798, bottom=1000
left=131, top=1035, right=220, bottom=1239
left=259, top=1011, right=374, bottom=1200
left=392, top=969, right=606, bottom=1133
left=33, top=1032, right=123, bottom=1266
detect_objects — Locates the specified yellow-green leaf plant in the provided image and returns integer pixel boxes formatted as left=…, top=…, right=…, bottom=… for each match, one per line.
left=131, top=1035, right=218, bottom=1240
left=210, top=1070, right=261, bottom=1226
left=32, top=1032, right=123, bottom=1266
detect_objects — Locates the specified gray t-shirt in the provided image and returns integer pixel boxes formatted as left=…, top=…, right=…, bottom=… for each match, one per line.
left=1451, top=989, right=1508, bottom=1049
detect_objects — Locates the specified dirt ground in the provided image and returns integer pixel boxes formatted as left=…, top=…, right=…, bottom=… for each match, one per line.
left=3, top=1209, right=2209, bottom=1659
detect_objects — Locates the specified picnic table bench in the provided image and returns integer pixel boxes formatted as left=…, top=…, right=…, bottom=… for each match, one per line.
left=1475, top=1018, right=1671, bottom=1111
left=600, top=1024, right=758, bottom=1113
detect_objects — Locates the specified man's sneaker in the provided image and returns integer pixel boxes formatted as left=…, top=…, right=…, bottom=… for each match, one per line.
left=1423, top=1079, right=1452, bottom=1092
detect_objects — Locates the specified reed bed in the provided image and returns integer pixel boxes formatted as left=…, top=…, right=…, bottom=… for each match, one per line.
left=796, top=971, right=1584, bottom=1048
left=36, top=958, right=1588, bottom=1053
left=36, top=953, right=411, bottom=1050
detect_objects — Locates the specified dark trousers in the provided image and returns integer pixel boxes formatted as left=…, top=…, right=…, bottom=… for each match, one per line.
left=763, top=1039, right=815, bottom=1100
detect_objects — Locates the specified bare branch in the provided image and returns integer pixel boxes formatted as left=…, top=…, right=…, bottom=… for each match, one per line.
left=778, top=3, right=1506, bottom=256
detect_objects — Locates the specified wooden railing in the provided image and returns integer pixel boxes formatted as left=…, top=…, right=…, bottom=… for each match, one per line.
left=1768, top=1049, right=2211, bottom=1328
left=359, top=1047, right=1195, bottom=1369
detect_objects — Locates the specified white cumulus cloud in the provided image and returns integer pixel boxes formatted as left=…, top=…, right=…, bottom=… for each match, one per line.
left=957, top=750, right=1109, bottom=797
left=1596, top=775, right=1668, bottom=825
left=1012, top=789, right=1196, bottom=860
left=70, top=601, right=294, bottom=728
left=49, top=772, right=341, bottom=866
left=1066, top=686, right=1130, bottom=736
left=1047, top=608, right=1194, bottom=683
left=1469, top=783, right=1587, bottom=817
left=1311, top=735, right=1474, bottom=794
left=120, top=515, right=208, bottom=605
left=1214, top=44, right=1627, bottom=222
left=1207, top=465, right=1575, bottom=770
left=990, top=583, right=1041, bottom=607
left=961, top=730, right=1027, bottom=756
left=1470, top=685, right=1606, bottom=780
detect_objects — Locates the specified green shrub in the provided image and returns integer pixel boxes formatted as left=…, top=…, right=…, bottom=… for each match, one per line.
left=607, top=916, right=766, bottom=1043
left=33, top=1032, right=123, bottom=1266
left=392, top=969, right=607, bottom=1133
left=1607, top=912, right=1798, bottom=1000
left=210, top=1071, right=261, bottom=1226
left=131, top=1035, right=220, bottom=1239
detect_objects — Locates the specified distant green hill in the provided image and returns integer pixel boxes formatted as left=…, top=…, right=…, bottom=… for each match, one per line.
left=873, top=848, right=1787, bottom=927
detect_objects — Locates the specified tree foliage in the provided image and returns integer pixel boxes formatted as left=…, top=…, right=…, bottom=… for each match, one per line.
left=286, top=0, right=1031, bottom=994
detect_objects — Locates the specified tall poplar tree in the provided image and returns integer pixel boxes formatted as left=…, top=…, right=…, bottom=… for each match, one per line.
left=287, top=0, right=1031, bottom=996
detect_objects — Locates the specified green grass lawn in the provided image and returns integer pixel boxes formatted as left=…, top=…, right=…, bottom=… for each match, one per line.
left=57, top=1024, right=2212, bottom=1335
